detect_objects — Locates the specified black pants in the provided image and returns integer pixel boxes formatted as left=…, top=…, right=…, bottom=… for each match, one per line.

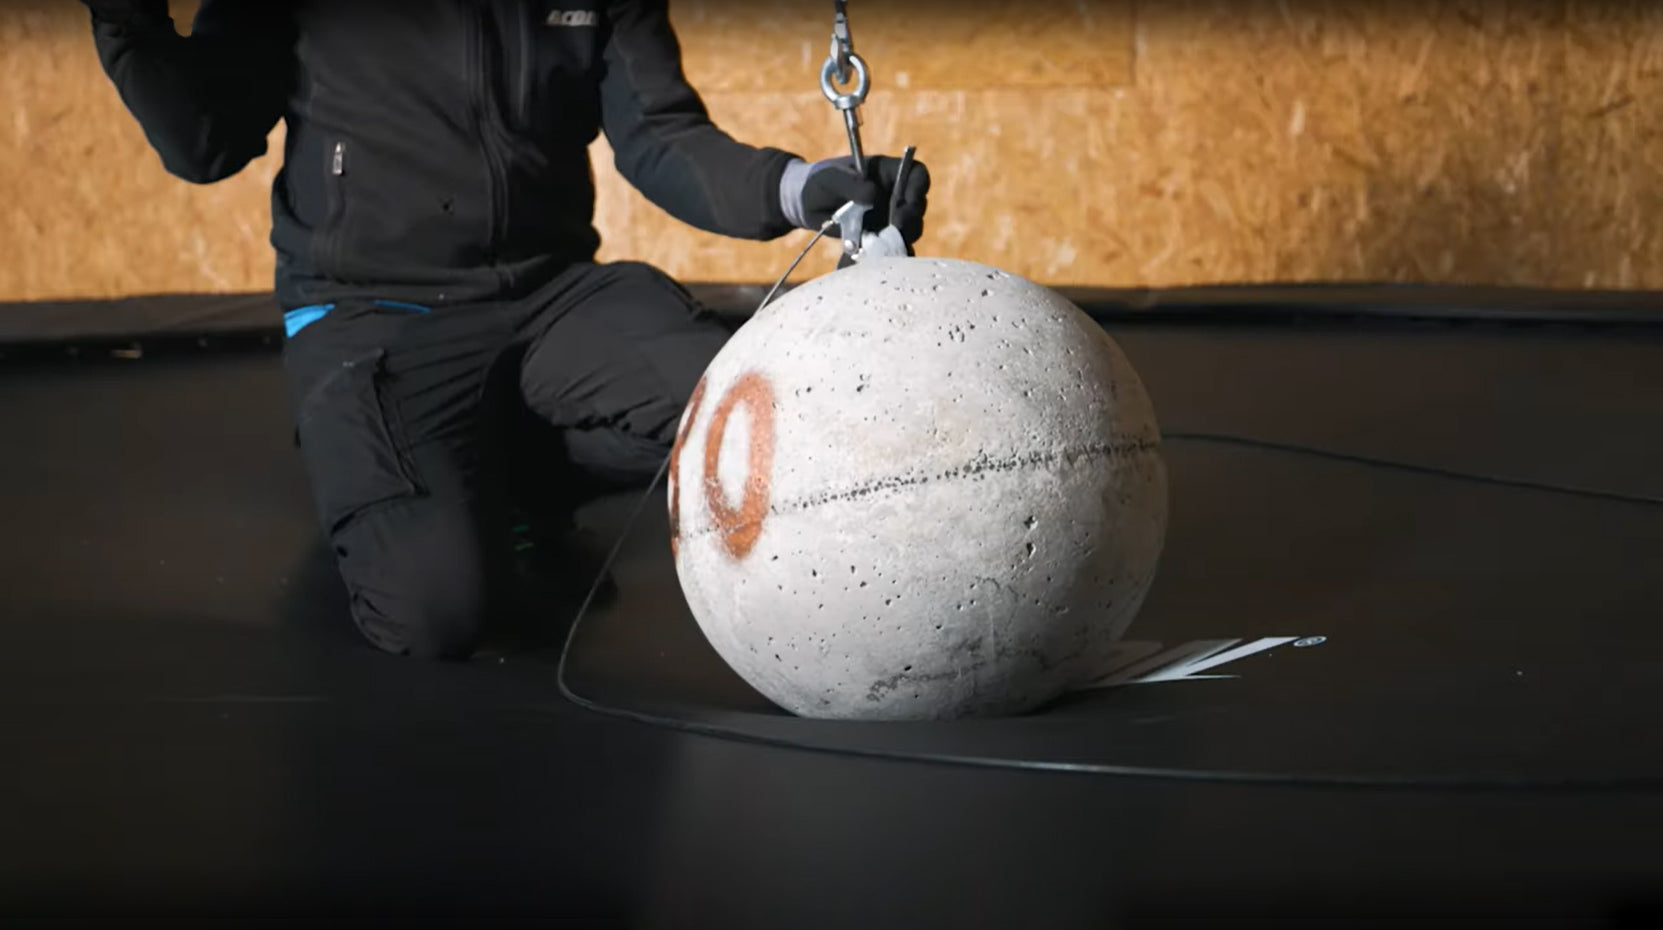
left=281, top=261, right=729, bottom=659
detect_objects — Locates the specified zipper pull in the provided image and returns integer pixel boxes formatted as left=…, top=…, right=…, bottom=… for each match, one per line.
left=331, top=142, right=345, bottom=176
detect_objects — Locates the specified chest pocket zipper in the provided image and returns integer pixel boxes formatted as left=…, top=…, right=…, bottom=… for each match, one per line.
left=315, top=140, right=349, bottom=274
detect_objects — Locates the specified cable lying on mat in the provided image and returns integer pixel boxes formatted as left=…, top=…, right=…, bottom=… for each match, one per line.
left=552, top=423, right=1663, bottom=785
left=549, top=684, right=1663, bottom=792
left=1163, top=432, right=1663, bottom=508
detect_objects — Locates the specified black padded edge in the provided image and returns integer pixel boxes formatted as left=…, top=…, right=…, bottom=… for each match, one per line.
left=4, top=283, right=1663, bottom=359
left=0, top=292, right=282, bottom=344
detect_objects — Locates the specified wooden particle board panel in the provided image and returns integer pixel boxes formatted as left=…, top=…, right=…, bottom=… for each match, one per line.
left=8, top=0, right=1663, bottom=303
left=1, top=1, right=282, bottom=301
left=1558, top=0, right=1663, bottom=289
left=1114, top=0, right=1567, bottom=287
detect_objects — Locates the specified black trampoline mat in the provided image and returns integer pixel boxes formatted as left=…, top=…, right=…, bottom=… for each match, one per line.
left=9, top=298, right=1663, bottom=920
left=559, top=323, right=1663, bottom=787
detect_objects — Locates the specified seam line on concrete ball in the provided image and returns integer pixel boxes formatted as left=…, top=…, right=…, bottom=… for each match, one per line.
left=677, top=436, right=1162, bottom=544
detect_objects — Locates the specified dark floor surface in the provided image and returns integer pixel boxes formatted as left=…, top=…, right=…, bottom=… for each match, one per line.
left=3, top=308, right=1662, bottom=926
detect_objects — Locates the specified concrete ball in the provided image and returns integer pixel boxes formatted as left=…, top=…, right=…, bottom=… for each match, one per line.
left=668, top=257, right=1168, bottom=720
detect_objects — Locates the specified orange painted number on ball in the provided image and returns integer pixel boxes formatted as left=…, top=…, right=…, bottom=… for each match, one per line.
left=669, top=371, right=775, bottom=561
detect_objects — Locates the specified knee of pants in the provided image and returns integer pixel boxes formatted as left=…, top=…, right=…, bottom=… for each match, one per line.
left=521, top=261, right=728, bottom=441
left=562, top=425, right=677, bottom=490
left=605, top=259, right=689, bottom=294
left=333, top=502, right=493, bottom=661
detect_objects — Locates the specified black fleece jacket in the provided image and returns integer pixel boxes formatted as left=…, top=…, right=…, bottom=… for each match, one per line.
left=90, top=1, right=803, bottom=309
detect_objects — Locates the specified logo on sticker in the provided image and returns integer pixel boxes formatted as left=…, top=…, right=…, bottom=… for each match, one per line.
left=547, top=9, right=598, bottom=27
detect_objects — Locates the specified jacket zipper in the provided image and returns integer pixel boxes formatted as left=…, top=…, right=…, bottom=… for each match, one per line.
left=467, top=6, right=509, bottom=286
left=516, top=6, right=533, bottom=129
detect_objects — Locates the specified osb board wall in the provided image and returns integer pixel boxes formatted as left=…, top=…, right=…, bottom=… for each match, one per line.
left=2, top=1, right=284, bottom=300
left=4, top=0, right=1663, bottom=303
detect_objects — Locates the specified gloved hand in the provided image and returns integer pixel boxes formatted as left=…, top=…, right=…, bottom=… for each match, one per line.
left=780, top=154, right=930, bottom=246
left=78, top=0, right=170, bottom=28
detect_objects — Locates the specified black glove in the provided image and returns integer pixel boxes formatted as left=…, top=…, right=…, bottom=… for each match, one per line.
left=78, top=0, right=170, bottom=29
left=782, top=154, right=930, bottom=245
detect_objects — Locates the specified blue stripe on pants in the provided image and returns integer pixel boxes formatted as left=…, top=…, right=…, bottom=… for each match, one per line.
left=284, top=303, right=335, bottom=338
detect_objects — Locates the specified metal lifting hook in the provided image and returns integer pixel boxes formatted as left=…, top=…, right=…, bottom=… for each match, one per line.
left=820, top=0, right=868, bottom=173
left=755, top=2, right=919, bottom=309
left=819, top=1, right=916, bottom=267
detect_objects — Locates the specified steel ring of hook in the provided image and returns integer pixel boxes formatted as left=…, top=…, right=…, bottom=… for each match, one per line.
left=820, top=52, right=869, bottom=110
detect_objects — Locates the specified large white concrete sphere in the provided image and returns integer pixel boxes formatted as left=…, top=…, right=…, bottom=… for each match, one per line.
left=667, top=257, right=1168, bottom=720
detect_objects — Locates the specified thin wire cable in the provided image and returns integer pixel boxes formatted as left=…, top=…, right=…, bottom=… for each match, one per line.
left=554, top=432, right=1663, bottom=788
left=1163, top=431, right=1663, bottom=507
left=758, top=219, right=835, bottom=312
left=550, top=679, right=1663, bottom=792
left=552, top=221, right=835, bottom=669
